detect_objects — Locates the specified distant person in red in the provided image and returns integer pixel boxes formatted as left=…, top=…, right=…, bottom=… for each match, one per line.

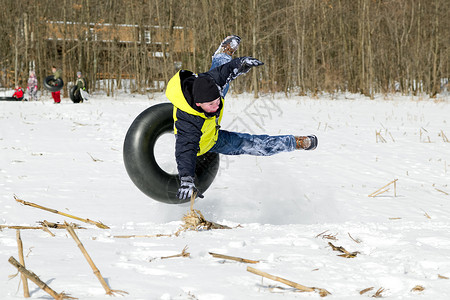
left=51, top=66, right=62, bottom=104
left=12, top=86, right=24, bottom=100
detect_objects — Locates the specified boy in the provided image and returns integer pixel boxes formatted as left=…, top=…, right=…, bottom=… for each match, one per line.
left=51, top=66, right=61, bottom=103
left=12, top=86, right=24, bottom=100
left=165, top=36, right=317, bottom=200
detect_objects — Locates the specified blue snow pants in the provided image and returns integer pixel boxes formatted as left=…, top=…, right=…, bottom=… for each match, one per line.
left=209, top=52, right=297, bottom=156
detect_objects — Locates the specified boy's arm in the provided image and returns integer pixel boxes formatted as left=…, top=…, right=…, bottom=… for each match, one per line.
left=174, top=109, right=205, bottom=178
left=205, top=57, right=264, bottom=93
left=54, top=70, right=61, bottom=79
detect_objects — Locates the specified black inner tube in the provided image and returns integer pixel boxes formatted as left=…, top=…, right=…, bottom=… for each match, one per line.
left=69, top=85, right=82, bottom=103
left=44, top=75, right=64, bottom=92
left=123, top=102, right=220, bottom=204
left=0, top=96, right=21, bottom=101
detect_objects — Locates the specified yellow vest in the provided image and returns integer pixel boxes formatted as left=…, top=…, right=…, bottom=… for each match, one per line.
left=166, top=71, right=224, bottom=155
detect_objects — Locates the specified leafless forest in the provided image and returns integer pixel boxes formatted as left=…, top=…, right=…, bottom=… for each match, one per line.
left=1, top=0, right=448, bottom=97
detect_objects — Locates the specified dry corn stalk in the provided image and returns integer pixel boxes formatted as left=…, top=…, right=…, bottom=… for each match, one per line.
left=209, top=252, right=260, bottom=264
left=176, top=193, right=230, bottom=235
left=422, top=209, right=431, bottom=219
left=1, top=223, right=81, bottom=237
left=411, top=285, right=425, bottom=292
left=16, top=230, right=30, bottom=298
left=420, top=128, right=433, bottom=143
left=39, top=221, right=86, bottom=229
left=113, top=233, right=172, bottom=238
left=65, top=222, right=127, bottom=296
left=388, top=132, right=395, bottom=142
left=1, top=222, right=85, bottom=231
left=376, top=130, right=387, bottom=143
left=0, top=225, right=54, bottom=236
left=328, top=242, right=359, bottom=258
left=372, top=287, right=386, bottom=297
left=440, top=130, right=449, bottom=142
left=368, top=179, right=398, bottom=197
left=376, top=131, right=385, bottom=143
left=178, top=209, right=230, bottom=233
left=247, top=266, right=331, bottom=297
left=315, top=230, right=338, bottom=240
left=348, top=233, right=362, bottom=243
left=87, top=152, right=103, bottom=162
left=1, top=225, right=42, bottom=230
left=8, top=256, right=76, bottom=300
left=41, top=227, right=56, bottom=237
left=435, top=188, right=449, bottom=195
left=14, top=196, right=109, bottom=229
left=359, top=287, right=374, bottom=295
left=160, top=246, right=190, bottom=259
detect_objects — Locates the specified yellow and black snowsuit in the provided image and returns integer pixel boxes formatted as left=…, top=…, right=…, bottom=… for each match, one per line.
left=165, top=58, right=242, bottom=177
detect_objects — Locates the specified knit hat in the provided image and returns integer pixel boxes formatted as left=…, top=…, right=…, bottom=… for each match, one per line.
left=77, top=71, right=82, bottom=76
left=192, top=76, right=220, bottom=103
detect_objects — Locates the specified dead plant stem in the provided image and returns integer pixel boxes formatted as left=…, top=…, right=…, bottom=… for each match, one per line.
left=247, top=266, right=330, bottom=296
left=8, top=256, right=76, bottom=299
left=14, top=196, right=109, bottom=229
left=16, top=230, right=30, bottom=298
left=65, top=222, right=127, bottom=296
left=209, top=252, right=260, bottom=264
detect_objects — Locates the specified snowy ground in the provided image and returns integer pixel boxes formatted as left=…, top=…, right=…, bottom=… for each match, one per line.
left=1, top=91, right=449, bottom=299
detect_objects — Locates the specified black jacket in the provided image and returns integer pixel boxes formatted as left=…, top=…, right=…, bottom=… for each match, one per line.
left=166, top=58, right=244, bottom=178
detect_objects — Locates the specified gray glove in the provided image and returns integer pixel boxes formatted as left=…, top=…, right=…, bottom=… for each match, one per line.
left=237, top=57, right=264, bottom=75
left=229, top=57, right=264, bottom=82
left=177, top=176, right=204, bottom=200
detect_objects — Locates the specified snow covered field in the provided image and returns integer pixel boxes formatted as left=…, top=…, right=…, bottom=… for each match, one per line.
left=1, top=92, right=449, bottom=299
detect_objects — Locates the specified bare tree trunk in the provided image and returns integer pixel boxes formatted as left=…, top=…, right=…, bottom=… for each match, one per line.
left=311, top=1, right=317, bottom=95
left=251, top=0, right=259, bottom=98
left=293, top=2, right=303, bottom=95
left=23, top=13, right=30, bottom=77
left=431, top=0, right=440, bottom=97
left=365, top=0, right=374, bottom=98
left=359, top=0, right=366, bottom=95
left=14, top=19, right=20, bottom=86
left=62, top=0, right=68, bottom=98
left=301, top=3, right=307, bottom=94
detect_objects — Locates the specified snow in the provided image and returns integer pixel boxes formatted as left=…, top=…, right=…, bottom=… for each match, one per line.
left=1, top=91, right=449, bottom=299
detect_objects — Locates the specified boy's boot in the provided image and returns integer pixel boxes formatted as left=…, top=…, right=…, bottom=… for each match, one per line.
left=295, top=135, right=318, bottom=150
left=213, top=35, right=241, bottom=57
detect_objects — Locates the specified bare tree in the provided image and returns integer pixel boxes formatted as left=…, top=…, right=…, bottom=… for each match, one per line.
left=0, top=0, right=448, bottom=96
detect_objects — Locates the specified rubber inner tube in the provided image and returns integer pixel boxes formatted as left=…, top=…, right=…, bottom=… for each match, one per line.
left=69, top=85, right=82, bottom=103
left=44, top=75, right=64, bottom=92
left=123, top=102, right=220, bottom=204
left=0, top=96, right=19, bottom=101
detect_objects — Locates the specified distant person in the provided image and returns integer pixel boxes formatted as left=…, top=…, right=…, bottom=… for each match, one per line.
left=27, top=70, right=38, bottom=101
left=12, top=86, right=24, bottom=100
left=75, top=71, right=87, bottom=101
left=51, top=66, right=62, bottom=104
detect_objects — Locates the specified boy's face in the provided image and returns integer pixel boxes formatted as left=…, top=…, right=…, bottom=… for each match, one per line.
left=195, top=97, right=220, bottom=113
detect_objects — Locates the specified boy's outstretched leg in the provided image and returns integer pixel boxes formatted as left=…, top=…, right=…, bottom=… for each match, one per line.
left=210, top=35, right=241, bottom=97
left=209, top=131, right=318, bottom=156
left=212, top=35, right=241, bottom=58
